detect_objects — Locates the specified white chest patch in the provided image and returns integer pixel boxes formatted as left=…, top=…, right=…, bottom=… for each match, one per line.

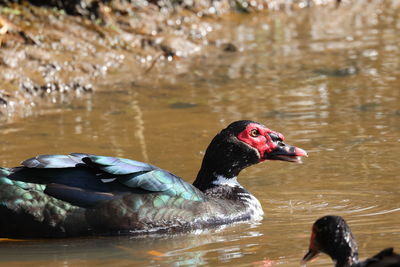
left=238, top=192, right=264, bottom=220
left=212, top=175, right=240, bottom=187
left=213, top=175, right=264, bottom=221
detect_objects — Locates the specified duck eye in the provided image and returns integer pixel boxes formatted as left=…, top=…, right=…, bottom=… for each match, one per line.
left=250, top=129, right=259, bottom=137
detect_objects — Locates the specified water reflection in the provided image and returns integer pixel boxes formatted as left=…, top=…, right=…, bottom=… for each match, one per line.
left=0, top=223, right=264, bottom=266
left=0, top=1, right=400, bottom=266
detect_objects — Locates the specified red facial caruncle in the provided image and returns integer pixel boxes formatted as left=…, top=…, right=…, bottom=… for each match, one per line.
left=237, top=123, right=284, bottom=160
left=237, top=123, right=307, bottom=162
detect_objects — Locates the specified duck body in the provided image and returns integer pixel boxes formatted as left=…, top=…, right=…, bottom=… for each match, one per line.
left=302, top=215, right=400, bottom=267
left=0, top=120, right=307, bottom=238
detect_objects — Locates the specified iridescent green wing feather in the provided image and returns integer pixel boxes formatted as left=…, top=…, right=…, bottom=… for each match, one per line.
left=1, top=153, right=204, bottom=210
left=84, top=155, right=205, bottom=202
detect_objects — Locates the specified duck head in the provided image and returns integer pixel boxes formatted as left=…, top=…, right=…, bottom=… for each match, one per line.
left=302, top=215, right=359, bottom=267
left=236, top=121, right=307, bottom=163
left=193, top=120, right=307, bottom=190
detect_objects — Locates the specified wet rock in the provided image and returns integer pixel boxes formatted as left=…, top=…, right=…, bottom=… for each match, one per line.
left=222, top=43, right=237, bottom=52
left=0, top=91, right=9, bottom=105
left=21, top=0, right=101, bottom=17
left=159, top=36, right=201, bottom=57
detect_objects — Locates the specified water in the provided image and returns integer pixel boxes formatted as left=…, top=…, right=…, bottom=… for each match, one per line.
left=1, top=1, right=400, bottom=266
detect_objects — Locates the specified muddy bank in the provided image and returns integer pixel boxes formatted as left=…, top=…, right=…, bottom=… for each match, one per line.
left=0, top=0, right=339, bottom=122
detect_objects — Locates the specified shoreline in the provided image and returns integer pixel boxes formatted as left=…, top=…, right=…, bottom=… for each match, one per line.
left=0, top=0, right=338, bottom=122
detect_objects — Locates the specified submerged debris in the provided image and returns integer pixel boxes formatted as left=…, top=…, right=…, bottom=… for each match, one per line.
left=314, top=66, right=359, bottom=77
left=352, top=103, right=379, bottom=111
left=169, top=102, right=198, bottom=109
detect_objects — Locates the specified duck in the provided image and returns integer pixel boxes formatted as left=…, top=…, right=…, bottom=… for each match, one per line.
left=0, top=120, right=307, bottom=238
left=301, top=215, right=400, bottom=267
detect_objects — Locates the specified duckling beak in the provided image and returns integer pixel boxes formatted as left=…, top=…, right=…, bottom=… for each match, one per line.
left=264, top=143, right=308, bottom=163
left=301, top=249, right=319, bottom=265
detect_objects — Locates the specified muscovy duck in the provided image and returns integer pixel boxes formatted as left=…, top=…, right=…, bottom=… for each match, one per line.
left=0, top=120, right=307, bottom=238
left=302, top=215, right=400, bottom=267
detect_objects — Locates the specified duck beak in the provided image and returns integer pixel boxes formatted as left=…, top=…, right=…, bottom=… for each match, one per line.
left=264, top=142, right=308, bottom=163
left=301, top=249, right=319, bottom=265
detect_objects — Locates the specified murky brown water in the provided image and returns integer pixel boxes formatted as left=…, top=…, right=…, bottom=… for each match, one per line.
left=1, top=1, right=400, bottom=266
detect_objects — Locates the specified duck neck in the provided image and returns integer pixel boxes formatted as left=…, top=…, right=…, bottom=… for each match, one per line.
left=193, top=164, right=241, bottom=191
left=192, top=131, right=259, bottom=192
left=334, top=257, right=357, bottom=267
left=332, top=245, right=359, bottom=267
